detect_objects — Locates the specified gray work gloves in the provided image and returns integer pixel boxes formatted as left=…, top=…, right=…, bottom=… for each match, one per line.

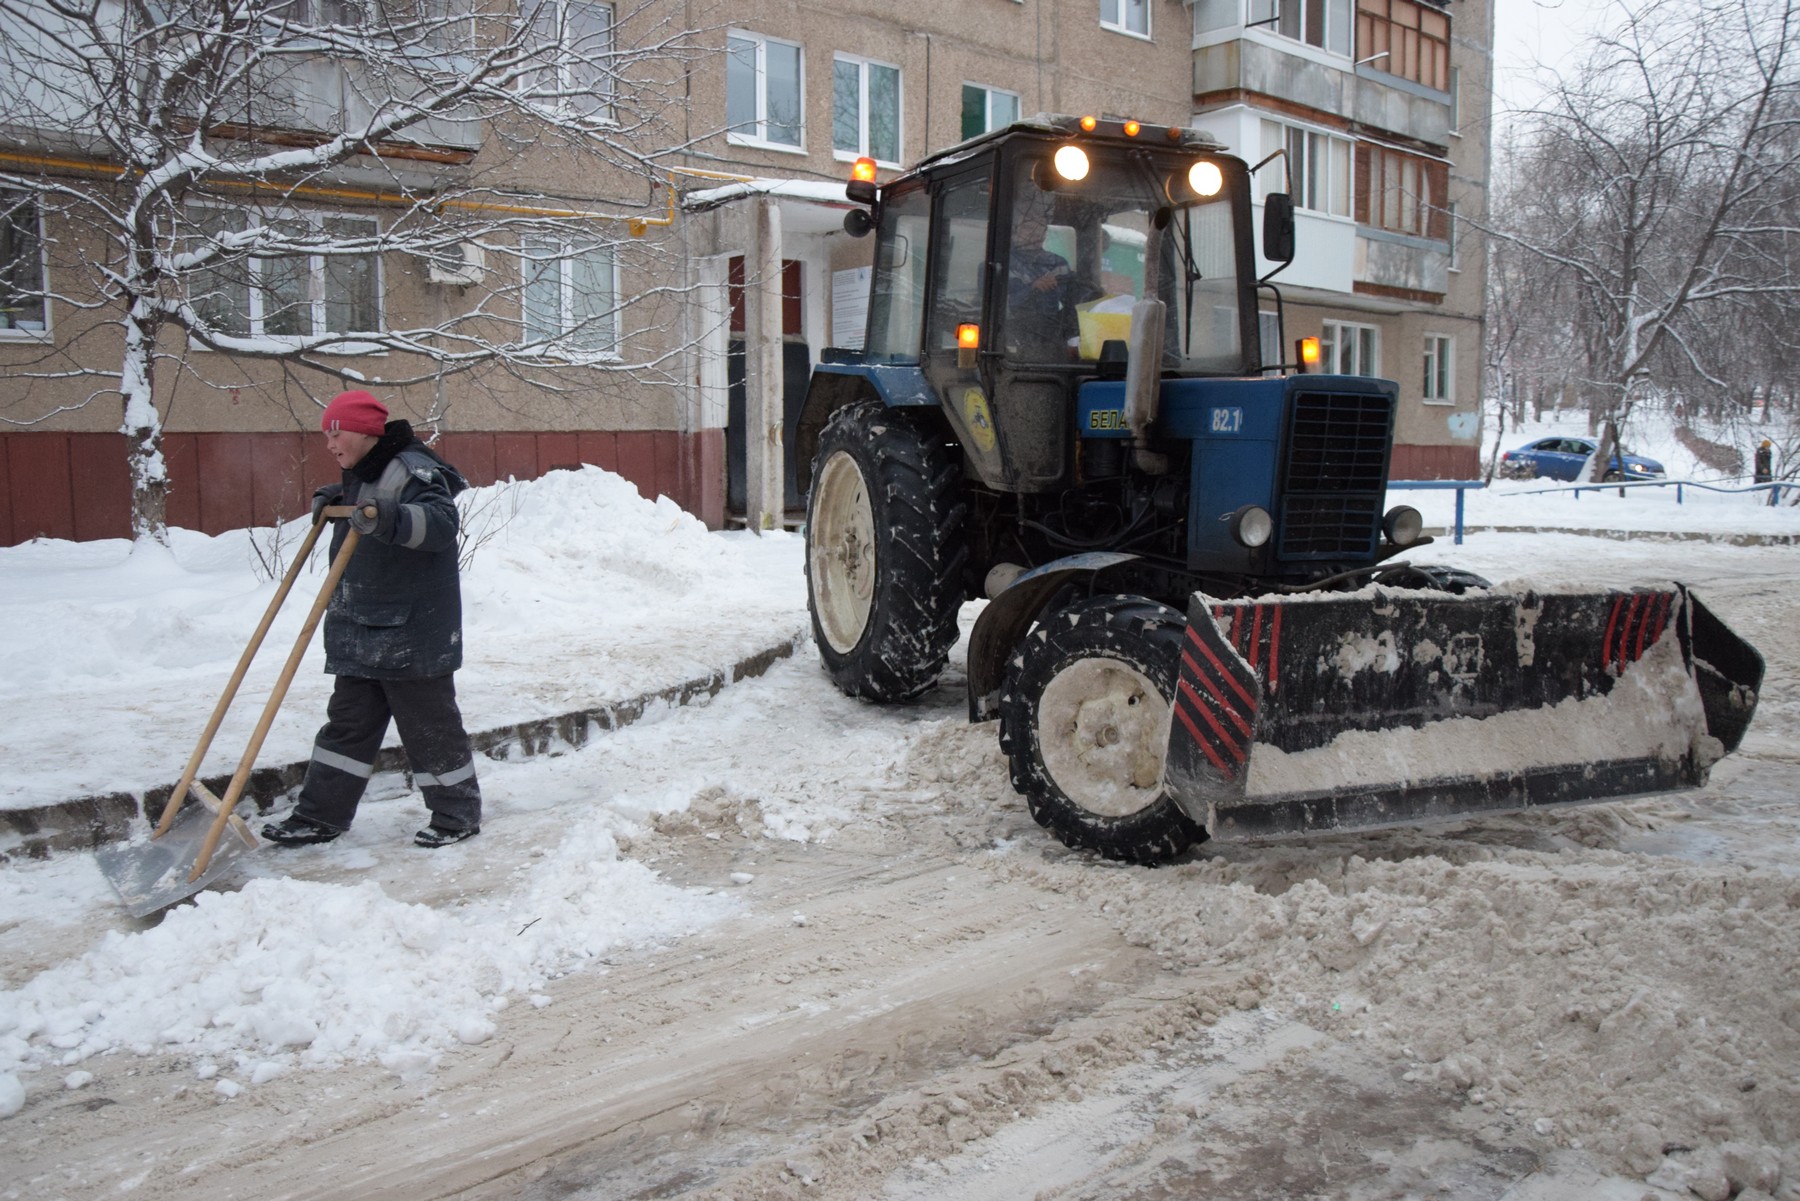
left=311, top=484, right=345, bottom=523
left=348, top=497, right=398, bottom=540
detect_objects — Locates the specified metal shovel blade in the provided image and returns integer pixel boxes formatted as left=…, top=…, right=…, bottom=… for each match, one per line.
left=95, top=801, right=260, bottom=919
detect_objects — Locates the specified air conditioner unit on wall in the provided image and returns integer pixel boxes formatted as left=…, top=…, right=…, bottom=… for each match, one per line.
left=425, top=243, right=487, bottom=287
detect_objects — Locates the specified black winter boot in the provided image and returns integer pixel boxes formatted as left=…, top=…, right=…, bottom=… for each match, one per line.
left=414, top=824, right=479, bottom=848
left=261, top=814, right=343, bottom=846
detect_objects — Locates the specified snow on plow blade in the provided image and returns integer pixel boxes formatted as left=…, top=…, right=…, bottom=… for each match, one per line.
left=1165, top=585, right=1763, bottom=841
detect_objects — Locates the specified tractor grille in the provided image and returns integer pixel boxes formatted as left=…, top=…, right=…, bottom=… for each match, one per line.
left=1278, top=389, right=1394, bottom=557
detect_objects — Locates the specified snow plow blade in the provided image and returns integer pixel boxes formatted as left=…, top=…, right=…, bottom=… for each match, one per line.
left=1164, top=585, right=1762, bottom=841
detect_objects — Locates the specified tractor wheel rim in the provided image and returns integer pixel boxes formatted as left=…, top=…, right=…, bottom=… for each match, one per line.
left=1037, top=657, right=1170, bottom=817
left=810, top=450, right=876, bottom=654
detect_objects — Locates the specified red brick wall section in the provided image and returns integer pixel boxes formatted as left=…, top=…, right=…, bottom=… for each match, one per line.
left=70, top=434, right=133, bottom=542
left=7, top=433, right=76, bottom=543
left=1390, top=443, right=1482, bottom=481
left=0, top=430, right=725, bottom=545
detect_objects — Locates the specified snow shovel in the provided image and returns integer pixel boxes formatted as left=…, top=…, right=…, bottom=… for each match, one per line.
left=97, top=506, right=369, bottom=917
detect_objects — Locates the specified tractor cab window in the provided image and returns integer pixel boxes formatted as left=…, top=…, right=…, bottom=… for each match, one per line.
left=864, top=182, right=930, bottom=361
left=925, top=169, right=992, bottom=353
left=1001, top=151, right=1251, bottom=374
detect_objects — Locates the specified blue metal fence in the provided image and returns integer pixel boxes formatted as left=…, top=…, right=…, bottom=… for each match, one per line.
left=1389, top=478, right=1792, bottom=545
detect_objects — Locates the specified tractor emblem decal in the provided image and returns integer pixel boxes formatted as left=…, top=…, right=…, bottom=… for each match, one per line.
left=962, top=387, right=997, bottom=453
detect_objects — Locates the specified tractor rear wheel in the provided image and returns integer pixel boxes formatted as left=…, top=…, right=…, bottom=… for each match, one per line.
left=999, top=595, right=1205, bottom=864
left=806, top=400, right=966, bottom=701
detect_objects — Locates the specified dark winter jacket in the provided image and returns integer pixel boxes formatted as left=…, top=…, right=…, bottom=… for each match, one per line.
left=322, top=421, right=468, bottom=679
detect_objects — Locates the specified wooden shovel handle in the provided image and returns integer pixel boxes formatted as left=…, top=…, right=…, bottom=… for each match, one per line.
left=187, top=526, right=365, bottom=881
left=153, top=511, right=333, bottom=840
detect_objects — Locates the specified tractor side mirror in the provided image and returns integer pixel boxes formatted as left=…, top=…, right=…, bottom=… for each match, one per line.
left=844, top=208, right=875, bottom=239
left=1262, top=193, right=1296, bottom=263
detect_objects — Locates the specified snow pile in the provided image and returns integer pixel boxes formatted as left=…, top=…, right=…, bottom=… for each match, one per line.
left=0, top=812, right=734, bottom=1084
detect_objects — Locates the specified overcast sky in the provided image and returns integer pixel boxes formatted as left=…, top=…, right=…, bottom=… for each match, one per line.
left=1490, top=0, right=1617, bottom=116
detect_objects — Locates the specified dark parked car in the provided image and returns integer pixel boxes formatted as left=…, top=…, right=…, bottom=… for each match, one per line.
left=1499, top=437, right=1666, bottom=482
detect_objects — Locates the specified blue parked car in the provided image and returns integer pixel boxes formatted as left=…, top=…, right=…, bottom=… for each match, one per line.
left=1499, top=437, right=1666, bottom=482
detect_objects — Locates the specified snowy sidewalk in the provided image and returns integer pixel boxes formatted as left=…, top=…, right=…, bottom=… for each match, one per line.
left=0, top=469, right=811, bottom=855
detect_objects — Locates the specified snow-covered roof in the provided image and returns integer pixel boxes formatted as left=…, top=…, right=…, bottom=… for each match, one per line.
left=681, top=178, right=854, bottom=212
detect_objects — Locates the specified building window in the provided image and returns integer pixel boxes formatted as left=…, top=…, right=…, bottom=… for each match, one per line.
left=833, top=54, right=901, bottom=165
left=187, top=208, right=381, bottom=341
left=727, top=31, right=803, bottom=148
left=1247, top=0, right=1351, bottom=55
left=1355, top=143, right=1449, bottom=239
left=1, top=190, right=47, bottom=334
left=523, top=0, right=614, bottom=120
left=1356, top=0, right=1449, bottom=92
left=522, top=237, right=619, bottom=355
left=1321, top=320, right=1378, bottom=375
left=1100, top=0, right=1149, bottom=37
left=961, top=83, right=1020, bottom=141
left=1260, top=119, right=1351, bottom=217
left=1423, top=333, right=1452, bottom=402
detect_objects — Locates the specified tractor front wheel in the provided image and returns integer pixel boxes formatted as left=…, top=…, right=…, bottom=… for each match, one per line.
left=999, top=595, right=1205, bottom=864
left=806, top=400, right=966, bottom=702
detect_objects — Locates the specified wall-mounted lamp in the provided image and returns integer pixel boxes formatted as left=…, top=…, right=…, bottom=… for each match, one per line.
left=1356, top=50, right=1391, bottom=67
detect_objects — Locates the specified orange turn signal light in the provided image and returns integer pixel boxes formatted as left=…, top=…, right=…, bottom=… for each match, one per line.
left=851, top=156, right=878, bottom=183
left=957, top=323, right=981, bottom=350
left=1079, top=115, right=1098, bottom=132
left=1123, top=120, right=1141, bottom=137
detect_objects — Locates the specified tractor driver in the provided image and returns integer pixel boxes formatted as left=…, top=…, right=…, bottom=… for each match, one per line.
left=1006, top=202, right=1077, bottom=359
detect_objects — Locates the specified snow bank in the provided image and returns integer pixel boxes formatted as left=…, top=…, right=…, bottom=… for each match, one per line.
left=0, top=812, right=734, bottom=1084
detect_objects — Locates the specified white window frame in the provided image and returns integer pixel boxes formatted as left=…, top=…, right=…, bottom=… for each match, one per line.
left=523, top=0, right=615, bottom=122
left=726, top=30, right=805, bottom=151
left=1260, top=118, right=1352, bottom=219
left=1248, top=0, right=1351, bottom=56
left=1100, top=0, right=1150, bottom=39
left=186, top=205, right=383, bottom=349
left=832, top=53, right=903, bottom=167
left=961, top=82, right=1020, bottom=140
left=521, top=236, right=621, bottom=359
left=1422, top=332, right=1453, bottom=404
left=1321, top=319, right=1379, bottom=376
left=1, top=189, right=49, bottom=340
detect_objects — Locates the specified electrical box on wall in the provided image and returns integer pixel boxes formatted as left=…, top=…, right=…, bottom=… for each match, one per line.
left=424, top=243, right=487, bottom=287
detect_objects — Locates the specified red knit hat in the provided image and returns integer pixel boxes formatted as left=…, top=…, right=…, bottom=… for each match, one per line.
left=320, top=390, right=388, bottom=437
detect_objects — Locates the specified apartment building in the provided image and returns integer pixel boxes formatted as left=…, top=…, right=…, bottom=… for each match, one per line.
left=0, top=0, right=1490, bottom=544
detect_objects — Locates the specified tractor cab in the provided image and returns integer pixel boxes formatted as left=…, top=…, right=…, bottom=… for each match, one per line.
left=850, top=117, right=1270, bottom=492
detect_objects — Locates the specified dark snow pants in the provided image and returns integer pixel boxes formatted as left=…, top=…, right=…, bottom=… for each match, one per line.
left=292, top=674, right=482, bottom=834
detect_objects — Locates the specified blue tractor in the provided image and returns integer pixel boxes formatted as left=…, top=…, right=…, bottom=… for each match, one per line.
left=798, top=117, right=1762, bottom=864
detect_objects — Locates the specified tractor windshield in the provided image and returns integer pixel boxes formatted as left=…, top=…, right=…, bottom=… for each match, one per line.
left=1002, top=150, right=1254, bottom=375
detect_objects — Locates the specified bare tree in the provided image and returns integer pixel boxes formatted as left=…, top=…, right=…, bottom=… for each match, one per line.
left=0, top=0, right=706, bottom=540
left=1489, top=0, right=1800, bottom=480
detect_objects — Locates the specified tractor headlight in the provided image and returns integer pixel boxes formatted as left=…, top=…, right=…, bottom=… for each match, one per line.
left=1188, top=161, right=1223, bottom=198
left=1383, top=505, right=1424, bottom=547
left=1230, top=505, right=1274, bottom=549
left=1053, top=145, right=1090, bottom=182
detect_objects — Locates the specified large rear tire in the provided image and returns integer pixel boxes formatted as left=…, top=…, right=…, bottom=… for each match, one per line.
left=805, top=400, right=966, bottom=702
left=999, top=595, right=1205, bottom=864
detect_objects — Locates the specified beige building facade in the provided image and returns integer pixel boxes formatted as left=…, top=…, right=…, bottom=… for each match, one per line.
left=0, top=0, right=1489, bottom=543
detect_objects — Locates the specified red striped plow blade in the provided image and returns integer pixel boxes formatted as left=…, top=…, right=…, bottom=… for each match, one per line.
left=1164, top=585, right=1763, bottom=840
